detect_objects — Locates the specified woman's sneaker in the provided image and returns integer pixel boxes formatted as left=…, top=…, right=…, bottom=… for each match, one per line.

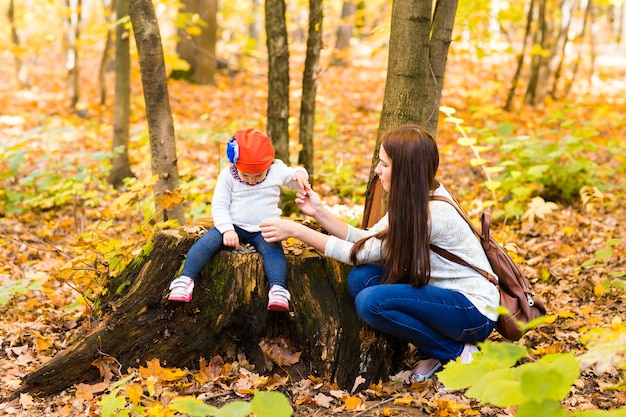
left=267, top=285, right=290, bottom=312
left=460, top=344, right=479, bottom=364
left=410, top=359, right=442, bottom=382
left=168, top=276, right=194, bottom=302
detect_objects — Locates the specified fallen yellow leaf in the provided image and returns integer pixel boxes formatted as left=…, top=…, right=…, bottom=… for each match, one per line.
left=344, top=396, right=362, bottom=410
left=139, top=358, right=187, bottom=382
left=126, top=383, right=144, bottom=405
left=33, top=332, right=53, bottom=351
left=594, top=284, right=606, bottom=296
left=393, top=396, right=413, bottom=406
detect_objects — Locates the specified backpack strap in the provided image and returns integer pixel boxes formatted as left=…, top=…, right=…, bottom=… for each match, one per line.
left=429, top=195, right=499, bottom=286
left=430, top=195, right=480, bottom=234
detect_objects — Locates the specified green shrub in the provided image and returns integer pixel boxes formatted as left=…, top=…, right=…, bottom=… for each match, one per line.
left=441, top=107, right=624, bottom=219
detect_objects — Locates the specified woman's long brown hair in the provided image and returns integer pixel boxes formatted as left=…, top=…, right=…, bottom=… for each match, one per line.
left=350, top=126, right=439, bottom=287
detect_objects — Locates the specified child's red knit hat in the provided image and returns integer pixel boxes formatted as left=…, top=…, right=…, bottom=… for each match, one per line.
left=227, top=128, right=275, bottom=174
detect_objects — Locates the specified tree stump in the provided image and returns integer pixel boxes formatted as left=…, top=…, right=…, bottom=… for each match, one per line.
left=18, top=228, right=408, bottom=397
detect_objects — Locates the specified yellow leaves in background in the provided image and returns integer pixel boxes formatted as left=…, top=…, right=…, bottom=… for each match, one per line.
left=594, top=283, right=608, bottom=296
left=530, top=42, right=551, bottom=58
left=157, top=188, right=185, bottom=210
left=125, top=383, right=144, bottom=405
left=579, top=322, right=626, bottom=373
left=580, top=185, right=606, bottom=212
left=393, top=396, right=413, bottom=406
left=531, top=342, right=567, bottom=355
left=100, top=175, right=159, bottom=220
left=433, top=397, right=481, bottom=416
left=523, top=196, right=559, bottom=224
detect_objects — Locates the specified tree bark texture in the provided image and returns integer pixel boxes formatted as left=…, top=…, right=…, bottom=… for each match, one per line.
left=108, top=0, right=135, bottom=189
left=129, top=0, right=185, bottom=224
left=298, top=0, right=323, bottom=178
left=265, top=0, right=291, bottom=164
left=362, top=0, right=458, bottom=227
left=524, top=0, right=552, bottom=107
left=505, top=0, right=535, bottom=112
left=18, top=229, right=407, bottom=397
left=428, top=0, right=458, bottom=129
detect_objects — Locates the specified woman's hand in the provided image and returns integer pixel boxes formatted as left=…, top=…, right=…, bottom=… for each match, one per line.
left=260, top=218, right=295, bottom=243
left=295, top=186, right=323, bottom=217
left=260, top=217, right=331, bottom=253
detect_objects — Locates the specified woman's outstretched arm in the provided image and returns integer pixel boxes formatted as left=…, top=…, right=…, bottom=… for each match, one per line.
left=260, top=218, right=330, bottom=252
left=260, top=187, right=349, bottom=252
left=293, top=187, right=349, bottom=240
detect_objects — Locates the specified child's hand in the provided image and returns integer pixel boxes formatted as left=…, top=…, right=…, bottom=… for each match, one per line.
left=223, top=230, right=240, bottom=249
left=292, top=170, right=310, bottom=191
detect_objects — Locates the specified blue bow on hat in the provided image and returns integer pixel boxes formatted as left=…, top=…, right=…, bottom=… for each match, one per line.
left=226, top=137, right=239, bottom=164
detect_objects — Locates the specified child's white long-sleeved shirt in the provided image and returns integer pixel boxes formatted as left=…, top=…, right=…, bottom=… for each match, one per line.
left=325, top=184, right=500, bottom=321
left=211, top=160, right=308, bottom=234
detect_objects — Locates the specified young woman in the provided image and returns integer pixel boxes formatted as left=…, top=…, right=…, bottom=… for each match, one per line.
left=260, top=125, right=499, bottom=381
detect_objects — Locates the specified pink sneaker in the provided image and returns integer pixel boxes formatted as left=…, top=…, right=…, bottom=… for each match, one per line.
left=267, top=285, right=290, bottom=312
left=168, top=276, right=194, bottom=302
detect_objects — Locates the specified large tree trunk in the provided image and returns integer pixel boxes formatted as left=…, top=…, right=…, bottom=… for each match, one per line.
left=298, top=0, right=323, bottom=179
left=129, top=0, right=185, bottom=224
left=362, top=0, right=458, bottom=227
left=108, top=0, right=136, bottom=189
left=17, top=228, right=407, bottom=397
left=265, top=0, right=291, bottom=164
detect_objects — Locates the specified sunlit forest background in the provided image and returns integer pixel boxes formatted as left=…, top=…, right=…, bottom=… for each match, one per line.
left=1, top=0, right=625, bottom=415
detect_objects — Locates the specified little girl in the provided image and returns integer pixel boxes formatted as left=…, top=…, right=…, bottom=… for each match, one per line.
left=168, top=128, right=309, bottom=311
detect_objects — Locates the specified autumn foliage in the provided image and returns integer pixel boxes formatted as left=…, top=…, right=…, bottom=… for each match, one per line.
left=1, top=1, right=626, bottom=416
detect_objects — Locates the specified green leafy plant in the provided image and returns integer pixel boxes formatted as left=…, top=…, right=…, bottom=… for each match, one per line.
left=441, top=107, right=623, bottom=219
left=579, top=238, right=625, bottom=292
left=0, top=139, right=113, bottom=214
left=99, top=374, right=293, bottom=417
left=486, top=130, right=604, bottom=217
left=439, top=335, right=626, bottom=416
left=168, top=391, right=293, bottom=417
left=0, top=276, right=46, bottom=306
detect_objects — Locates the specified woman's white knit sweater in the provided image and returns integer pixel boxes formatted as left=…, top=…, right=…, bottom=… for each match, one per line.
left=325, top=184, right=500, bottom=321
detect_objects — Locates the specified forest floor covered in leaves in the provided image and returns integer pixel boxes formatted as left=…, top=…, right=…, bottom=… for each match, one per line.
left=1, top=42, right=626, bottom=416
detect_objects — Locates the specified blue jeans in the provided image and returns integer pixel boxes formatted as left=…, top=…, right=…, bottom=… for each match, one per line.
left=348, top=264, right=495, bottom=363
left=181, top=225, right=287, bottom=288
